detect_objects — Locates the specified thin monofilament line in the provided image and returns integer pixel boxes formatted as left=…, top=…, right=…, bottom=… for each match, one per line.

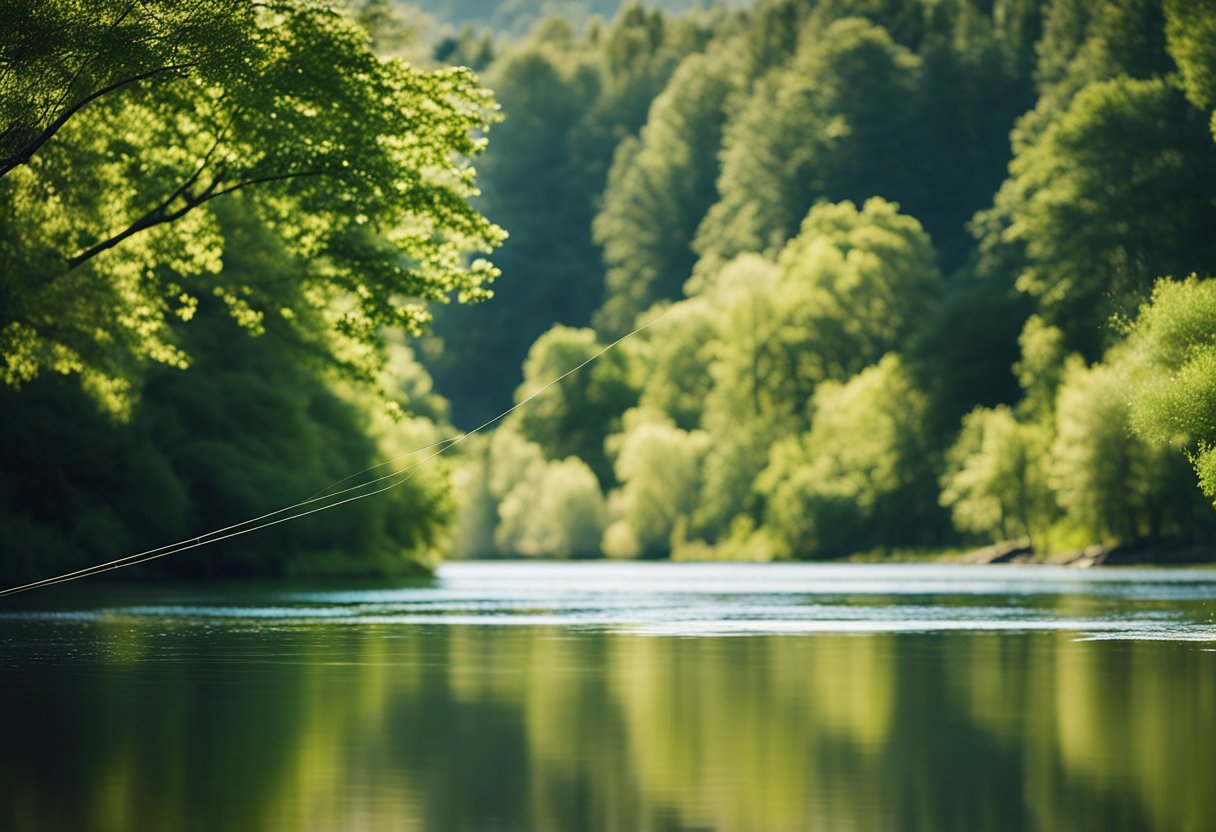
left=0, top=438, right=460, bottom=597
left=0, top=309, right=668, bottom=597
left=307, top=313, right=660, bottom=500
left=1, top=453, right=439, bottom=595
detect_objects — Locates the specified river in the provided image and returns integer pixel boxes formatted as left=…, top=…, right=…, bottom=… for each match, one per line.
left=2, top=562, right=1214, bottom=830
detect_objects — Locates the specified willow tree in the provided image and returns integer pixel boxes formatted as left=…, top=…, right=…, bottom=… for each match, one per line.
left=0, top=0, right=502, bottom=408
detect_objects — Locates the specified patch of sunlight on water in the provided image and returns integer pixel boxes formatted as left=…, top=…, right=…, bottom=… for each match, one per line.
left=5, top=562, right=1214, bottom=641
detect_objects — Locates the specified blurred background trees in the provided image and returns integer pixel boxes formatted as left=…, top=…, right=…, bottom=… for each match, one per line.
left=432, top=0, right=1216, bottom=562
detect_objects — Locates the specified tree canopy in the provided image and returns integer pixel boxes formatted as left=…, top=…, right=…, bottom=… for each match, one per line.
left=1, top=0, right=503, bottom=408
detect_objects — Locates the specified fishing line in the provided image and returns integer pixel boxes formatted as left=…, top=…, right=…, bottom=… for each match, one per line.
left=0, top=447, right=442, bottom=596
left=0, top=309, right=668, bottom=597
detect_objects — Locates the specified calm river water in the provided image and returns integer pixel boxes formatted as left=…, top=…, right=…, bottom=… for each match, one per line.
left=2, top=562, right=1214, bottom=831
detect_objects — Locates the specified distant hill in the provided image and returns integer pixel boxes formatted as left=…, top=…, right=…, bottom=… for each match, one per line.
left=408, top=0, right=748, bottom=35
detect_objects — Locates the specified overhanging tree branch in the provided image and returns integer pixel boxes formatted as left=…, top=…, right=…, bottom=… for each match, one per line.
left=0, top=62, right=195, bottom=178
left=44, top=2, right=140, bottom=123
left=67, top=167, right=335, bottom=269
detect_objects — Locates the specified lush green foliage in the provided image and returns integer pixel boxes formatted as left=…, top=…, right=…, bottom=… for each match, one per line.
left=0, top=288, right=453, bottom=582
left=2, top=0, right=502, bottom=409
left=1129, top=278, right=1216, bottom=509
left=939, top=406, right=1055, bottom=547
left=602, top=409, right=708, bottom=557
left=1164, top=0, right=1216, bottom=139
left=424, top=5, right=714, bottom=424
left=450, top=428, right=608, bottom=558
left=9, top=0, right=1216, bottom=576
left=0, top=0, right=494, bottom=581
left=760, top=355, right=938, bottom=557
left=444, top=0, right=1216, bottom=561
left=511, top=325, right=638, bottom=485
left=981, top=76, right=1216, bottom=357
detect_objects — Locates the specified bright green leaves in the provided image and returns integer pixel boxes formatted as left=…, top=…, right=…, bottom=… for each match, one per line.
left=1128, top=277, right=1216, bottom=505
left=1051, top=354, right=1191, bottom=542
left=942, top=279, right=1209, bottom=550
left=939, top=406, right=1055, bottom=547
left=760, top=356, right=936, bottom=558
left=775, top=198, right=942, bottom=384
left=597, top=197, right=944, bottom=557
left=0, top=0, right=251, bottom=176
left=451, top=428, right=608, bottom=559
left=0, top=0, right=502, bottom=408
left=602, top=409, right=708, bottom=558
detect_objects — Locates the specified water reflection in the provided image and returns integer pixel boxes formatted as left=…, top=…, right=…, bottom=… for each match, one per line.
left=1, top=624, right=1212, bottom=830
left=3, top=564, right=1215, bottom=831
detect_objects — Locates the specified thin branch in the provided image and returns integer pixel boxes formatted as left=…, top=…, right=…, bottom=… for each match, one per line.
left=0, top=62, right=195, bottom=178
left=148, top=123, right=231, bottom=217
left=67, top=168, right=334, bottom=269
left=47, top=2, right=140, bottom=118
left=203, top=168, right=331, bottom=202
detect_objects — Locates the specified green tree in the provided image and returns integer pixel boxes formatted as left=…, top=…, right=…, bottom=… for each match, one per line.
left=451, top=427, right=543, bottom=558
left=687, top=198, right=942, bottom=542
left=1, top=0, right=501, bottom=407
left=626, top=299, right=716, bottom=431
left=693, top=17, right=922, bottom=273
left=602, top=409, right=709, bottom=558
left=1013, top=315, right=1068, bottom=420
left=511, top=325, right=638, bottom=486
left=692, top=255, right=788, bottom=538
left=1129, top=277, right=1216, bottom=507
left=1164, top=0, right=1216, bottom=139
left=939, top=405, right=1056, bottom=547
left=773, top=198, right=943, bottom=390
left=496, top=456, right=606, bottom=557
left=0, top=273, right=455, bottom=582
left=1051, top=354, right=1193, bottom=542
left=593, top=49, right=738, bottom=334
left=425, top=7, right=708, bottom=425
left=758, top=355, right=939, bottom=558
left=981, top=76, right=1216, bottom=358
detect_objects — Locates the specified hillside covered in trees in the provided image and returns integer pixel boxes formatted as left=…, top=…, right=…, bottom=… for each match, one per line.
left=3, top=0, right=1216, bottom=583
left=432, top=0, right=1216, bottom=561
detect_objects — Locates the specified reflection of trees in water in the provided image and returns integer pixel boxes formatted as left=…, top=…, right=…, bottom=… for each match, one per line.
left=2, top=624, right=1213, bottom=830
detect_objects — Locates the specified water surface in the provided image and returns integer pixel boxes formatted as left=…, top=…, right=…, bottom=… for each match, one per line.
left=2, top=562, right=1214, bottom=831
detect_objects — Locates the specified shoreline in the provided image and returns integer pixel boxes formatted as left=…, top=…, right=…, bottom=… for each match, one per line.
left=858, top=540, right=1216, bottom=568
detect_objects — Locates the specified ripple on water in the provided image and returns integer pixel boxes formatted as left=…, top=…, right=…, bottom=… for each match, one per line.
left=2, top=562, right=1214, bottom=642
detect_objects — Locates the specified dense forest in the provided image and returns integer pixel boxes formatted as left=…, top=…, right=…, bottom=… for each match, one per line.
left=3, top=0, right=1216, bottom=582
left=435, top=0, right=1216, bottom=561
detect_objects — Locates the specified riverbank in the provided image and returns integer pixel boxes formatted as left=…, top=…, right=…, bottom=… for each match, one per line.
left=844, top=540, right=1216, bottom=568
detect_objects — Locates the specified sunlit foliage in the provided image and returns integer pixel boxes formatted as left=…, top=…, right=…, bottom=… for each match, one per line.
left=511, top=325, right=638, bottom=486
left=940, top=405, right=1056, bottom=547
left=1050, top=354, right=1194, bottom=542
left=1, top=0, right=502, bottom=408
left=981, top=76, right=1216, bottom=357
left=759, top=355, right=938, bottom=557
left=602, top=409, right=709, bottom=558
left=451, top=427, right=607, bottom=558
left=1129, top=278, right=1216, bottom=508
